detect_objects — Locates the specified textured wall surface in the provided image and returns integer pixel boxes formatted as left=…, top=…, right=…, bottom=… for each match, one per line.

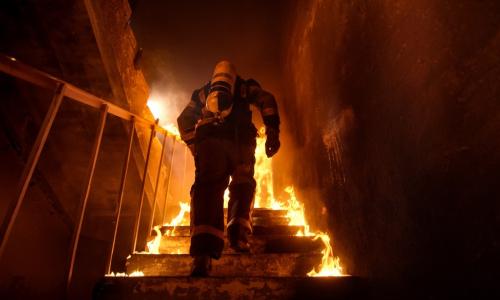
left=282, top=0, right=500, bottom=295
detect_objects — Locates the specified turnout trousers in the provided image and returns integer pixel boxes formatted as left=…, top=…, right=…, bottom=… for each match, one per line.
left=190, top=135, right=256, bottom=258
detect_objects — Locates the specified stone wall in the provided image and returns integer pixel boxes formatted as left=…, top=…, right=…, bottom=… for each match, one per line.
left=282, top=0, right=500, bottom=295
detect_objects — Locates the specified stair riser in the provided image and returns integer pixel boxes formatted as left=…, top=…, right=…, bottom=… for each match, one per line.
left=95, top=277, right=363, bottom=300
left=126, top=253, right=322, bottom=277
left=156, top=236, right=323, bottom=254
left=157, top=225, right=303, bottom=237
left=157, top=215, right=291, bottom=228
left=224, top=208, right=289, bottom=218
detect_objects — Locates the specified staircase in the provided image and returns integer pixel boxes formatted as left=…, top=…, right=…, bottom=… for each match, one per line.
left=93, top=208, right=363, bottom=299
left=0, top=55, right=363, bottom=299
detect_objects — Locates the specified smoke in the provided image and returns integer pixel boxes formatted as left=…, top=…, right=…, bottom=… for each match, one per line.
left=140, top=48, right=195, bottom=221
left=142, top=48, right=190, bottom=126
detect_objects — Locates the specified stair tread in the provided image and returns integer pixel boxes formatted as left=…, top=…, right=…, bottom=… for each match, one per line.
left=127, top=252, right=322, bottom=277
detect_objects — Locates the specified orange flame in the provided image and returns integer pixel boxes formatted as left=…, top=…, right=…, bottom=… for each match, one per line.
left=142, top=94, right=343, bottom=276
left=163, top=201, right=191, bottom=236
left=144, top=201, right=191, bottom=254
left=146, top=96, right=181, bottom=140
left=254, top=128, right=276, bottom=208
left=307, top=233, right=343, bottom=276
left=252, top=129, right=343, bottom=276
left=146, top=226, right=162, bottom=254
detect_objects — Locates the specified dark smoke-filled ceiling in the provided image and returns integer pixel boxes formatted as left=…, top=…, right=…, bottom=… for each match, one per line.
left=130, top=0, right=292, bottom=123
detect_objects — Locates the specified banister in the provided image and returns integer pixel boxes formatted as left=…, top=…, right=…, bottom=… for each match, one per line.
left=0, top=54, right=174, bottom=136
left=0, top=54, right=185, bottom=293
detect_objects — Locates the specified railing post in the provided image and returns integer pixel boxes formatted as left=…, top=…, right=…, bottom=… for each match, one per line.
left=161, top=137, right=177, bottom=225
left=131, top=120, right=157, bottom=252
left=66, top=104, right=109, bottom=292
left=182, top=146, right=188, bottom=195
left=147, top=131, right=168, bottom=233
left=0, top=83, right=65, bottom=260
left=105, top=118, right=135, bottom=275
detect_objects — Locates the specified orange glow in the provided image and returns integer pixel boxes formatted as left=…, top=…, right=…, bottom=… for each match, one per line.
left=253, top=128, right=343, bottom=276
left=254, top=128, right=276, bottom=208
left=105, top=270, right=144, bottom=277
left=144, top=201, right=191, bottom=254
left=146, top=94, right=181, bottom=139
left=135, top=102, right=344, bottom=276
left=307, top=233, right=344, bottom=277
left=146, top=226, right=162, bottom=254
left=163, top=201, right=191, bottom=235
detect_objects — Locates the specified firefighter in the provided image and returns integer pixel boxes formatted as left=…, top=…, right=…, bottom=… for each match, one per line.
left=177, top=60, right=280, bottom=276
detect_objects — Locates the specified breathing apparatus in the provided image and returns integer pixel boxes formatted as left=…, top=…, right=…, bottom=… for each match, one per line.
left=205, top=60, right=237, bottom=121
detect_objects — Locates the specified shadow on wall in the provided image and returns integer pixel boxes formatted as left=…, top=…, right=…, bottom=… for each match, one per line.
left=281, top=0, right=500, bottom=296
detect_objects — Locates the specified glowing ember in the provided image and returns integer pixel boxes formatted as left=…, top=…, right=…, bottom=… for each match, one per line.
left=105, top=270, right=144, bottom=277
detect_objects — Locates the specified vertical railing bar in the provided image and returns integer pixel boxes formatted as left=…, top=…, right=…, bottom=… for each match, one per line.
left=147, top=131, right=168, bottom=233
left=0, top=83, right=65, bottom=260
left=66, top=104, right=109, bottom=292
left=182, top=146, right=188, bottom=196
left=131, top=120, right=157, bottom=252
left=105, top=118, right=135, bottom=275
left=161, top=137, right=177, bottom=225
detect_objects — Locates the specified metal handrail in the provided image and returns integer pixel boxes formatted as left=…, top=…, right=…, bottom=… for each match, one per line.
left=0, top=54, right=181, bottom=292
left=0, top=55, right=170, bottom=134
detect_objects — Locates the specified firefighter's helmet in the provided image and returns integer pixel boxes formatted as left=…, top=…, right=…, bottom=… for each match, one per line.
left=206, top=60, right=236, bottom=119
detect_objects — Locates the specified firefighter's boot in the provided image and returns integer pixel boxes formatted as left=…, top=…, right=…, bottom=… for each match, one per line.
left=228, top=224, right=251, bottom=252
left=190, top=255, right=212, bottom=277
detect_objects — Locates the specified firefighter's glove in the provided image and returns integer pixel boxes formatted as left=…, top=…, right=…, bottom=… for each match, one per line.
left=265, top=127, right=280, bottom=158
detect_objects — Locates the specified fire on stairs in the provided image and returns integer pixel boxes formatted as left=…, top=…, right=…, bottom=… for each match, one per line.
left=94, top=113, right=358, bottom=299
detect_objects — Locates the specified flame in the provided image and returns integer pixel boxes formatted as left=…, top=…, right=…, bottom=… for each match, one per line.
left=224, top=188, right=230, bottom=208
left=131, top=104, right=344, bottom=276
left=143, top=201, right=191, bottom=254
left=252, top=128, right=343, bottom=276
left=168, top=202, right=191, bottom=226
left=146, top=226, right=162, bottom=254
left=254, top=128, right=279, bottom=208
left=307, top=233, right=343, bottom=276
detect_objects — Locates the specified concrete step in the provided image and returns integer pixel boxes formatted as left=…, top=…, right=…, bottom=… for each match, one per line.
left=126, top=253, right=322, bottom=277
left=158, top=225, right=303, bottom=236
left=94, top=276, right=364, bottom=300
left=157, top=235, right=323, bottom=254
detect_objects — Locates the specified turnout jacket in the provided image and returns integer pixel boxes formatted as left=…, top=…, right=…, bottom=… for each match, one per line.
left=177, top=77, right=280, bottom=145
